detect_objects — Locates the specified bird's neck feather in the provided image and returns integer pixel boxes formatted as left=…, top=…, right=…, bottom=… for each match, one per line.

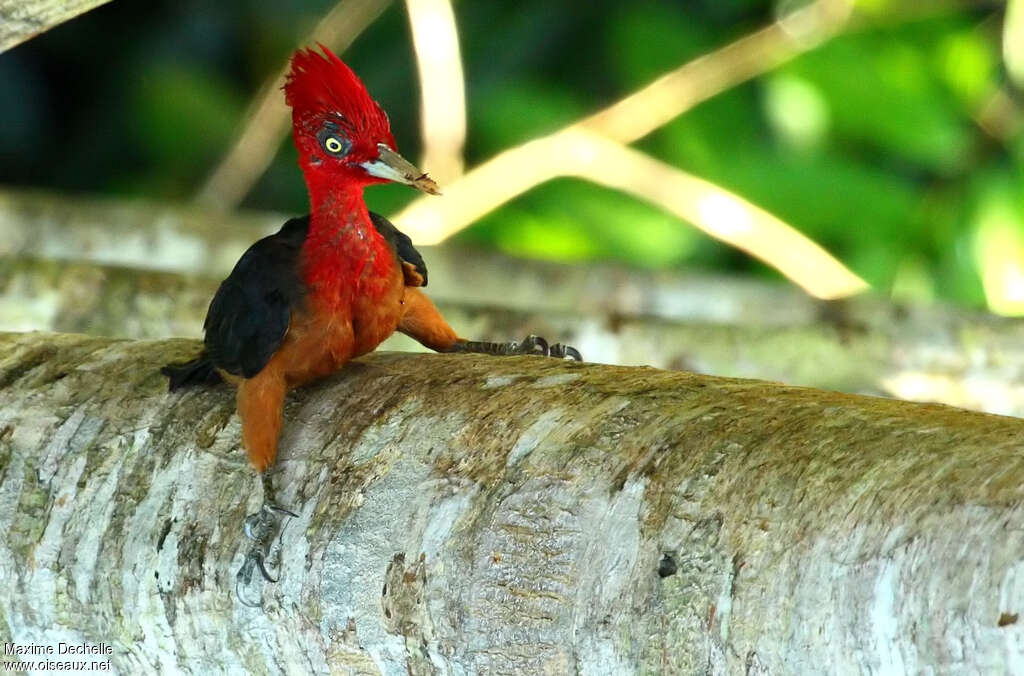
left=301, top=181, right=395, bottom=308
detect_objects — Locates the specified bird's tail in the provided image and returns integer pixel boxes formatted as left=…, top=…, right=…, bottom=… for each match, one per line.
left=161, top=354, right=223, bottom=391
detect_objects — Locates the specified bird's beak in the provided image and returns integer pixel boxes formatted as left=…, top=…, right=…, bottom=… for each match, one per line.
left=360, top=144, right=441, bottom=195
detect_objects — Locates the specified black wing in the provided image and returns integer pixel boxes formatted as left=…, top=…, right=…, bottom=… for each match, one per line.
left=203, top=216, right=310, bottom=378
left=369, top=211, right=428, bottom=286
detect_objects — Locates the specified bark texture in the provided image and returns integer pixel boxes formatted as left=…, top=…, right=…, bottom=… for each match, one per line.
left=0, top=332, right=1022, bottom=674
left=0, top=0, right=111, bottom=52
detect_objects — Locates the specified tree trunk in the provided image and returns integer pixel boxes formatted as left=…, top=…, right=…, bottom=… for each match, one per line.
left=0, top=332, right=1021, bottom=674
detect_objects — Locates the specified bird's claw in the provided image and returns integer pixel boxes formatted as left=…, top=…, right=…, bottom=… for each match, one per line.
left=235, top=501, right=296, bottom=607
left=452, top=334, right=582, bottom=361
left=550, top=343, right=582, bottom=361
left=516, top=335, right=581, bottom=361
left=243, top=504, right=298, bottom=541
left=235, top=555, right=263, bottom=608
left=511, top=335, right=549, bottom=356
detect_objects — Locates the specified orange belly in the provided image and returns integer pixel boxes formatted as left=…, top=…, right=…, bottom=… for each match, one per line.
left=276, top=263, right=406, bottom=388
left=234, top=262, right=405, bottom=472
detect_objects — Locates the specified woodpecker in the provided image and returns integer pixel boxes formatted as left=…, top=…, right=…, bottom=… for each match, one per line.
left=162, top=45, right=579, bottom=591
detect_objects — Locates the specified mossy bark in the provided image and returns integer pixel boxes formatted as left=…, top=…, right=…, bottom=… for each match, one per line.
left=0, top=331, right=1021, bottom=674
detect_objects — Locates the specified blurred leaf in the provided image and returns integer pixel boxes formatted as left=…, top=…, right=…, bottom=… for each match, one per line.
left=763, top=73, right=831, bottom=151
left=605, top=3, right=715, bottom=88
left=130, top=63, right=244, bottom=193
left=462, top=180, right=699, bottom=267
left=937, top=29, right=997, bottom=108
left=471, top=80, right=585, bottom=150
left=656, top=86, right=763, bottom=176
left=915, top=185, right=983, bottom=307
left=854, top=0, right=893, bottom=17
left=781, top=24, right=972, bottom=171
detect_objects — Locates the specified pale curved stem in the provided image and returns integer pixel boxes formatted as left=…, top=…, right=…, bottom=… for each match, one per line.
left=398, top=129, right=868, bottom=300
left=405, top=0, right=466, bottom=183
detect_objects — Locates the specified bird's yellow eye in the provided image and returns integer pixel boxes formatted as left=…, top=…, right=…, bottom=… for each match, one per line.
left=325, top=136, right=344, bottom=154
left=317, top=124, right=350, bottom=157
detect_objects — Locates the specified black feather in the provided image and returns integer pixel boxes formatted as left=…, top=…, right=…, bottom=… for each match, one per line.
left=369, top=211, right=428, bottom=286
left=162, top=212, right=425, bottom=389
left=202, top=216, right=310, bottom=378
left=161, top=356, right=222, bottom=391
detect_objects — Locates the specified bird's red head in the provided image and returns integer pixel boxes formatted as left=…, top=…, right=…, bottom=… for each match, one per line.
left=285, top=45, right=439, bottom=196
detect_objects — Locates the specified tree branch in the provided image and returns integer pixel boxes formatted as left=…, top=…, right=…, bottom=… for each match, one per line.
left=4, top=255, right=1024, bottom=417
left=405, top=0, right=466, bottom=184
left=0, top=332, right=1020, bottom=673
left=0, top=0, right=111, bottom=53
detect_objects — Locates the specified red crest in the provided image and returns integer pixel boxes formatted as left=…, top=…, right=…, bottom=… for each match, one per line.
left=284, top=44, right=394, bottom=150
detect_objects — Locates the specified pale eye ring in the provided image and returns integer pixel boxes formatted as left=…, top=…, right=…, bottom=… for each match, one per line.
left=325, top=137, right=344, bottom=153
left=317, top=125, right=351, bottom=157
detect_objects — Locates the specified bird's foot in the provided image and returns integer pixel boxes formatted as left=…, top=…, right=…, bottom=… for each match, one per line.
left=549, top=342, right=582, bottom=361
left=243, top=502, right=298, bottom=582
left=449, top=335, right=582, bottom=361
left=235, top=500, right=297, bottom=607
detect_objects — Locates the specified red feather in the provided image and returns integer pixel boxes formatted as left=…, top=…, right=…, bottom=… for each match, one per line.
left=283, top=45, right=401, bottom=312
left=284, top=44, right=393, bottom=148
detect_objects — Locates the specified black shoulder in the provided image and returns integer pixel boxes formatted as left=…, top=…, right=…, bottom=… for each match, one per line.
left=369, top=211, right=428, bottom=286
left=203, top=216, right=310, bottom=378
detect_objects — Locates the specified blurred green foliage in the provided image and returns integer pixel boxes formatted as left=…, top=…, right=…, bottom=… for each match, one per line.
left=1, top=0, right=1021, bottom=311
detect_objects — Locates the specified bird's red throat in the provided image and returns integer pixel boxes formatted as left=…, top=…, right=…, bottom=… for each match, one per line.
left=300, top=184, right=397, bottom=313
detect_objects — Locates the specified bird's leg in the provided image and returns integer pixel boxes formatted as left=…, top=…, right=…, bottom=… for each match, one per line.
left=448, top=335, right=582, bottom=361
left=397, top=290, right=583, bottom=360
left=235, top=372, right=298, bottom=576
left=246, top=474, right=297, bottom=582
left=235, top=473, right=298, bottom=605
